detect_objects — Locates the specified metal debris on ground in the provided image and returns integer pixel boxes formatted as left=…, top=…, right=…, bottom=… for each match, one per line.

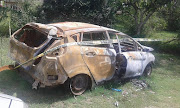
left=131, top=79, right=148, bottom=89
left=114, top=101, right=119, bottom=107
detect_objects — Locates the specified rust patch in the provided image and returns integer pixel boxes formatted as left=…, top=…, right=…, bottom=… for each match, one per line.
left=127, top=52, right=136, bottom=59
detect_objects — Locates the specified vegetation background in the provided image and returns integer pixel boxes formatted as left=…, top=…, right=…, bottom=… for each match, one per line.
left=0, top=0, right=179, bottom=53
left=0, top=0, right=180, bottom=108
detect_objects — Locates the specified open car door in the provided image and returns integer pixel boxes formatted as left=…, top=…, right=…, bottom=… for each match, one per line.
left=109, top=32, right=145, bottom=78
left=117, top=34, right=146, bottom=78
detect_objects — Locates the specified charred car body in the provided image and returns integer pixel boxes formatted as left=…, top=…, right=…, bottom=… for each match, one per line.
left=9, top=22, right=155, bottom=95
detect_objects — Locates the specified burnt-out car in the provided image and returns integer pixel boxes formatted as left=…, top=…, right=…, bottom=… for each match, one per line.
left=9, top=22, right=155, bottom=95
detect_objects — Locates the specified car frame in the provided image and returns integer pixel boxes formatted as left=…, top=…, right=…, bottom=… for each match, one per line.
left=9, top=22, right=155, bottom=95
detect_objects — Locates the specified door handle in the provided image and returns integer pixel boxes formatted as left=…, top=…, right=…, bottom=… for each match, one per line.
left=85, top=52, right=96, bottom=57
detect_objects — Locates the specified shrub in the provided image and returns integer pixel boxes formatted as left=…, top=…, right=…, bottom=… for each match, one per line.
left=143, top=13, right=167, bottom=35
left=0, top=1, right=39, bottom=37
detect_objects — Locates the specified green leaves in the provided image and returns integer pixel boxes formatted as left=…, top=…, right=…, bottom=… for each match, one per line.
left=0, top=0, right=40, bottom=37
left=116, top=0, right=172, bottom=35
left=38, top=0, right=119, bottom=26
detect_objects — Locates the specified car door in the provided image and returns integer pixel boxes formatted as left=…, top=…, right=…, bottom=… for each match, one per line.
left=116, top=34, right=145, bottom=78
left=80, top=31, right=116, bottom=83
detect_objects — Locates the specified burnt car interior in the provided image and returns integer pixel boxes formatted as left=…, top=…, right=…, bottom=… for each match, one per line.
left=109, top=32, right=139, bottom=53
left=119, top=37, right=137, bottom=52
left=14, top=27, right=47, bottom=47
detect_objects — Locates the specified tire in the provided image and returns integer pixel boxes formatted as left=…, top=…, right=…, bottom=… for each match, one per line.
left=143, top=64, right=152, bottom=77
left=69, top=74, right=90, bottom=95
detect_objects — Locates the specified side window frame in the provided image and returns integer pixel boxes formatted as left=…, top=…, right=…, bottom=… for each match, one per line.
left=82, top=31, right=108, bottom=41
left=81, top=31, right=112, bottom=48
left=117, top=34, right=140, bottom=52
left=70, top=33, right=81, bottom=42
left=108, top=31, right=121, bottom=53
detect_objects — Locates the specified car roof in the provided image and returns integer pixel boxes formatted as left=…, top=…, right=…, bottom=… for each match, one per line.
left=25, top=22, right=126, bottom=37
left=49, top=22, right=100, bottom=31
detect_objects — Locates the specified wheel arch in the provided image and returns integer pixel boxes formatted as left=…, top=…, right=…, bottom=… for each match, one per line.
left=142, top=61, right=154, bottom=77
left=71, top=73, right=92, bottom=89
left=66, top=66, right=95, bottom=89
left=142, top=61, right=154, bottom=73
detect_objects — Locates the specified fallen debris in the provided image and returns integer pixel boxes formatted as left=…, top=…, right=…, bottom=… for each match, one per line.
left=114, top=101, right=119, bottom=107
left=112, top=88, right=122, bottom=92
left=131, top=79, right=149, bottom=89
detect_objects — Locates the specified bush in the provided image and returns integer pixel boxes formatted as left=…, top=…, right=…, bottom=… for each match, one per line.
left=141, top=31, right=180, bottom=55
left=144, top=13, right=167, bottom=35
left=113, top=15, right=136, bottom=36
left=0, top=1, right=39, bottom=37
left=0, top=8, right=11, bottom=37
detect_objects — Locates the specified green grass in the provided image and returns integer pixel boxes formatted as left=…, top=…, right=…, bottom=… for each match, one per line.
left=0, top=35, right=180, bottom=108
left=0, top=37, right=13, bottom=67
left=142, top=31, right=180, bottom=54
left=147, top=31, right=178, bottom=39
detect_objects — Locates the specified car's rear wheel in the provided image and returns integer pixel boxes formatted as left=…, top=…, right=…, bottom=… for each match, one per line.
left=70, top=74, right=90, bottom=95
left=143, top=64, right=152, bottom=77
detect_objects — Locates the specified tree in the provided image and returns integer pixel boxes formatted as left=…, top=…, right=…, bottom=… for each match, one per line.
left=38, top=0, right=119, bottom=26
left=0, top=0, right=39, bottom=37
left=117, top=0, right=171, bottom=35
left=159, top=0, right=180, bottom=31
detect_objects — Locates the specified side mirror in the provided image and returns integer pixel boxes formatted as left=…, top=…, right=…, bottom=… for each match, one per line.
left=143, top=48, right=150, bottom=52
left=141, top=45, right=154, bottom=52
left=49, top=27, right=57, bottom=36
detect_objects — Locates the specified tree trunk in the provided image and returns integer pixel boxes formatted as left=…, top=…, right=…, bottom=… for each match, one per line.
left=136, top=24, right=143, bottom=35
left=135, top=12, right=154, bottom=35
left=136, top=26, right=141, bottom=35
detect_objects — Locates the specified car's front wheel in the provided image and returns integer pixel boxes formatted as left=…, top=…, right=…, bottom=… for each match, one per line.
left=143, top=64, right=152, bottom=77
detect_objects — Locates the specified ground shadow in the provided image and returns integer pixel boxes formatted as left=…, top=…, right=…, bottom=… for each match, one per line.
left=0, top=70, right=73, bottom=105
left=0, top=69, right=152, bottom=106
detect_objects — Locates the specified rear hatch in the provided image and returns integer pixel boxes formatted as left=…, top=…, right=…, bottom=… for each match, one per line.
left=9, top=24, right=49, bottom=67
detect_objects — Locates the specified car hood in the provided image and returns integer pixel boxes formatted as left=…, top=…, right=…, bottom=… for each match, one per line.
left=141, top=45, right=154, bottom=52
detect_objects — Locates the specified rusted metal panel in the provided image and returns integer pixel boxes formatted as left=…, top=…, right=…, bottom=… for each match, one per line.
left=80, top=46, right=116, bottom=83
left=49, top=22, right=100, bottom=31
left=9, top=38, right=38, bottom=67
left=58, top=45, right=91, bottom=77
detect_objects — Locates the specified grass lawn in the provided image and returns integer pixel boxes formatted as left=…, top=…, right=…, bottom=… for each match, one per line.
left=0, top=37, right=13, bottom=67
left=0, top=35, right=180, bottom=108
left=147, top=31, right=178, bottom=39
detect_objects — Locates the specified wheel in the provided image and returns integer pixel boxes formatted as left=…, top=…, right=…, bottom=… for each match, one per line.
left=70, top=74, right=90, bottom=95
left=143, top=64, right=152, bottom=77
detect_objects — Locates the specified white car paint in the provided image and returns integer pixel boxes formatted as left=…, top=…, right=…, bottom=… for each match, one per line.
left=122, top=51, right=155, bottom=78
left=0, top=93, right=28, bottom=108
